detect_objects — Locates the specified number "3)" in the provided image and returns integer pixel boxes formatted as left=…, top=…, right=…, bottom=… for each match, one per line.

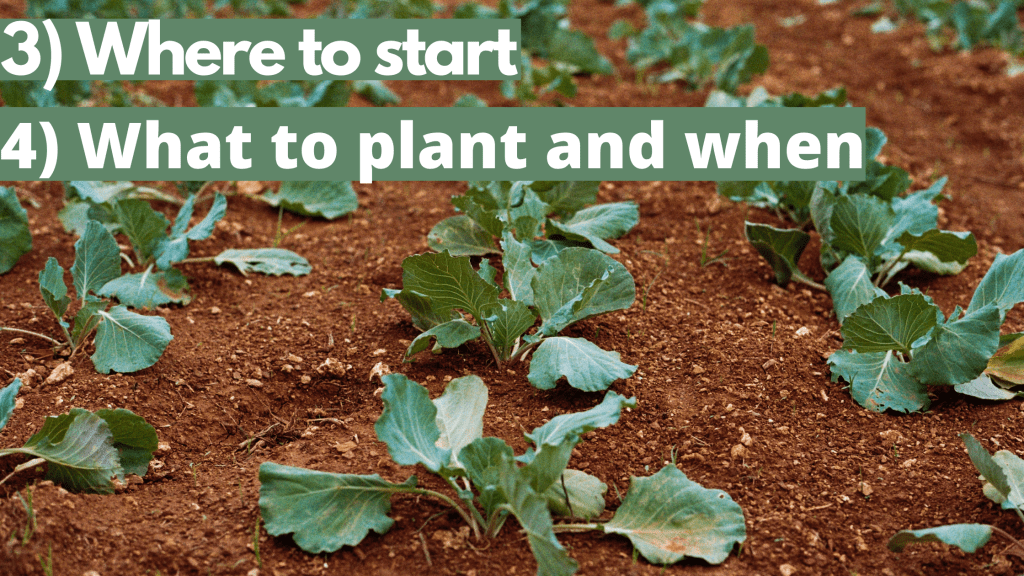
left=2, top=21, right=41, bottom=76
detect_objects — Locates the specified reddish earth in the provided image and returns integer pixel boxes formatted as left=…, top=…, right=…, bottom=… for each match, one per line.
left=3, top=0, right=1024, bottom=575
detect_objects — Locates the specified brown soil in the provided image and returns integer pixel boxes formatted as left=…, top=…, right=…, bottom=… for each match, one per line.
left=3, top=0, right=1024, bottom=575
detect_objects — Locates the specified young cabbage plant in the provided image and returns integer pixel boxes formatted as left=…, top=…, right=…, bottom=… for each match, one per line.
left=828, top=248, right=1024, bottom=413
left=0, top=186, right=32, bottom=275
left=0, top=221, right=173, bottom=374
left=259, top=374, right=746, bottom=575
left=0, top=379, right=158, bottom=493
left=889, top=433, right=1024, bottom=557
left=60, top=183, right=315, bottom=310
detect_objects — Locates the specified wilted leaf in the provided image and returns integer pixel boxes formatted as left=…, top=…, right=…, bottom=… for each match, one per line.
left=527, top=337, right=636, bottom=391
left=604, top=466, right=746, bottom=565
left=91, top=306, right=173, bottom=374
left=986, top=337, right=1024, bottom=385
left=94, top=408, right=158, bottom=477
left=889, top=524, right=991, bottom=553
left=212, top=248, right=312, bottom=276
left=259, top=462, right=417, bottom=554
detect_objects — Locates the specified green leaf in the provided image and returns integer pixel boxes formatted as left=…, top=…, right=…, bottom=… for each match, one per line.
left=888, top=524, right=992, bottom=554
left=744, top=222, right=813, bottom=287
left=39, top=257, right=71, bottom=321
left=484, top=299, right=536, bottom=360
left=547, top=202, right=639, bottom=254
left=212, top=248, right=312, bottom=276
left=955, top=374, right=1018, bottom=401
left=94, top=408, right=158, bottom=477
left=982, top=450, right=1024, bottom=510
left=533, top=248, right=636, bottom=336
left=381, top=289, right=457, bottom=331
left=967, top=249, right=1024, bottom=321
left=495, top=457, right=579, bottom=576
left=532, top=181, right=600, bottom=218
left=91, top=305, right=173, bottom=374
left=71, top=295, right=106, bottom=344
left=528, top=238, right=589, bottom=264
left=960, top=433, right=1012, bottom=501
left=829, top=194, right=896, bottom=262
left=524, top=391, right=637, bottom=462
left=824, top=257, right=886, bottom=325
left=0, top=409, right=122, bottom=493
left=986, top=337, right=1024, bottom=385
left=258, top=462, right=417, bottom=554
left=828, top=349, right=929, bottom=413
left=460, top=437, right=515, bottom=516
left=0, top=187, right=31, bottom=274
left=65, top=181, right=135, bottom=204
left=427, top=215, right=497, bottom=257
left=354, top=80, right=401, bottom=106
left=453, top=93, right=488, bottom=107
left=894, top=229, right=977, bottom=275
left=501, top=233, right=538, bottom=306
left=374, top=374, right=450, bottom=474
left=400, top=252, right=500, bottom=321
left=528, top=337, right=636, bottom=391
left=433, top=375, right=487, bottom=469
left=407, top=318, right=481, bottom=357
left=0, top=378, right=21, bottom=431
left=153, top=194, right=227, bottom=270
left=542, top=469, right=606, bottom=519
left=111, top=199, right=170, bottom=262
left=841, top=294, right=939, bottom=355
left=98, top=269, right=192, bottom=309
left=604, top=466, right=746, bottom=565
left=908, top=305, right=1000, bottom=386
left=262, top=181, right=359, bottom=220
left=71, top=221, right=122, bottom=299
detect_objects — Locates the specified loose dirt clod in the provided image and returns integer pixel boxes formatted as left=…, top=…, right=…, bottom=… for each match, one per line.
left=42, top=362, right=73, bottom=386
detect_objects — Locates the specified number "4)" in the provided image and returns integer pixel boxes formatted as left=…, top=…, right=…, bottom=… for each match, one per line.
left=1, top=123, right=36, bottom=168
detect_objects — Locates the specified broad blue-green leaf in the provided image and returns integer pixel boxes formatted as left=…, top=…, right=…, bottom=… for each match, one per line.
left=91, top=305, right=173, bottom=374
left=153, top=194, right=227, bottom=270
left=427, top=215, right=497, bottom=257
left=354, top=80, right=401, bottom=106
left=65, top=181, right=134, bottom=203
left=744, top=222, right=813, bottom=287
left=477, top=258, right=499, bottom=288
left=888, top=524, right=992, bottom=554
left=39, top=257, right=71, bottom=321
left=547, top=202, right=639, bottom=254
left=528, top=238, right=589, bottom=264
left=886, top=179, right=944, bottom=241
left=986, top=337, right=1024, bottom=385
left=111, top=199, right=170, bottom=262
left=528, top=337, right=636, bottom=391
left=828, top=349, right=929, bottom=413
left=433, top=375, right=487, bottom=469
left=980, top=450, right=1024, bottom=510
left=533, top=248, right=635, bottom=336
left=524, top=391, right=637, bottom=461
left=960, top=433, right=1012, bottom=503
left=71, top=221, right=122, bottom=298
left=98, top=269, right=192, bottom=309
left=968, top=249, right=1024, bottom=321
left=484, top=299, right=536, bottom=360
left=894, top=229, right=976, bottom=276
left=0, top=410, right=121, bottom=493
left=381, top=289, right=456, bottom=331
left=262, top=181, right=359, bottom=220
left=604, top=466, right=746, bottom=565
left=542, top=469, right=606, bottom=519
left=460, top=437, right=515, bottom=516
left=841, top=294, right=939, bottom=355
left=825, top=257, right=885, bottom=325
left=401, top=251, right=500, bottom=321
left=501, top=233, right=538, bottom=306
left=374, top=374, right=450, bottom=474
left=406, top=318, right=481, bottom=357
left=829, top=194, right=895, bottom=262
left=0, top=187, right=31, bottom=274
left=57, top=201, right=94, bottom=237
left=453, top=93, right=487, bottom=107
left=258, top=462, right=417, bottom=554
left=718, top=181, right=777, bottom=206
left=94, top=408, right=158, bottom=477
left=532, top=181, right=600, bottom=218
left=0, top=378, right=21, bottom=431
left=212, top=248, right=312, bottom=276
left=496, top=457, right=579, bottom=576
left=955, top=375, right=1018, bottom=401
left=908, top=305, right=1000, bottom=386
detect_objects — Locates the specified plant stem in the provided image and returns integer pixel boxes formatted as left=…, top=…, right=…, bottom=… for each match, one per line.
left=409, top=488, right=481, bottom=540
left=134, top=186, right=185, bottom=205
left=991, top=525, right=1024, bottom=556
left=0, top=458, right=46, bottom=488
left=874, top=250, right=908, bottom=288
left=550, top=523, right=602, bottom=533
left=180, top=257, right=216, bottom=265
left=478, top=323, right=503, bottom=366
left=509, top=339, right=541, bottom=363
left=792, top=275, right=828, bottom=292
left=0, top=327, right=64, bottom=347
